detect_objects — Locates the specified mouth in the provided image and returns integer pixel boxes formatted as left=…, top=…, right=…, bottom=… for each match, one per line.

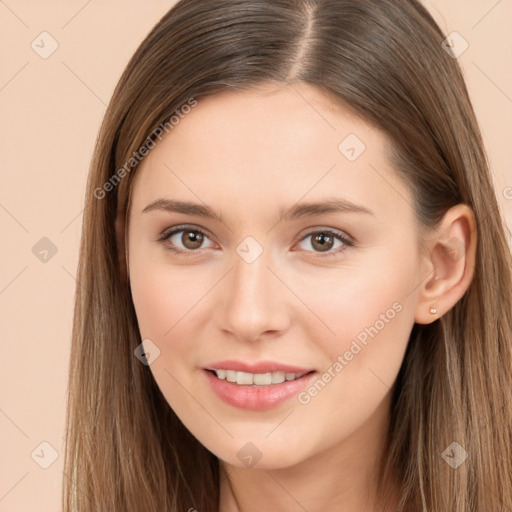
left=203, top=367, right=317, bottom=410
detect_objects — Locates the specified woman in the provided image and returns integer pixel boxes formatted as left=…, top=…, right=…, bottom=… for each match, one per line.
left=62, top=1, right=512, bottom=510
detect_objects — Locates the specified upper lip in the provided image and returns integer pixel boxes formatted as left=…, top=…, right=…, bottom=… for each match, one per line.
left=205, top=360, right=315, bottom=374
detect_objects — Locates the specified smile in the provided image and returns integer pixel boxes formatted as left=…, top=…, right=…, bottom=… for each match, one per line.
left=204, top=368, right=316, bottom=410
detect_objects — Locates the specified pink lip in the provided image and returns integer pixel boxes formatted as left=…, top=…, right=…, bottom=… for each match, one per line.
left=205, top=359, right=313, bottom=374
left=203, top=368, right=317, bottom=411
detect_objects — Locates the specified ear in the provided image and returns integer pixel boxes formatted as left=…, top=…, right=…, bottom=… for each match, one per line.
left=115, top=205, right=129, bottom=284
left=414, top=204, right=477, bottom=324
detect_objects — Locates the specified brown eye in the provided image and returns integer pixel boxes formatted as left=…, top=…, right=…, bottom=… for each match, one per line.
left=296, top=229, right=354, bottom=258
left=310, top=232, right=335, bottom=252
left=158, top=226, right=214, bottom=256
left=181, top=229, right=204, bottom=249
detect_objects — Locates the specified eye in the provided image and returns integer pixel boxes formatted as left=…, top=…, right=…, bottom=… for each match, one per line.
left=294, top=229, right=354, bottom=257
left=157, top=225, right=216, bottom=256
left=157, top=225, right=355, bottom=258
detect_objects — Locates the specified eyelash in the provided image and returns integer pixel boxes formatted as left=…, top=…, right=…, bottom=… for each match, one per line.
left=157, top=224, right=355, bottom=259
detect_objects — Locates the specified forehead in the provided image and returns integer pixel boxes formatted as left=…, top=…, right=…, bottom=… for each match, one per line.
left=129, top=82, right=413, bottom=223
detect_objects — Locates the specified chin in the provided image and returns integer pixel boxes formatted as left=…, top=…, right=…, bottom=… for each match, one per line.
left=209, top=436, right=313, bottom=471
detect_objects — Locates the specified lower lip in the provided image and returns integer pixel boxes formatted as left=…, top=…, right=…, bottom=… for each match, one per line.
left=204, top=369, right=316, bottom=411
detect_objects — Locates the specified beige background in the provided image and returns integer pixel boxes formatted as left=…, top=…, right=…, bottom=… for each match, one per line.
left=1, top=1, right=511, bottom=510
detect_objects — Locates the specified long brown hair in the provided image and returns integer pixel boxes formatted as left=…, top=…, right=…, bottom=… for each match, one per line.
left=62, top=1, right=512, bottom=510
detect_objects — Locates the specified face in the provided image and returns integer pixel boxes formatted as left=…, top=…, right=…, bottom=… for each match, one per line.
left=126, top=82, right=425, bottom=470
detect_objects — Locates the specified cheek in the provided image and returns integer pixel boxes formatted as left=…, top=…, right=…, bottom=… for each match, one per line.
left=129, top=263, right=211, bottom=410
left=294, top=251, right=417, bottom=420
left=129, top=244, right=210, bottom=342
left=129, top=254, right=225, bottom=386
left=290, top=247, right=415, bottom=345
left=130, top=272, right=175, bottom=341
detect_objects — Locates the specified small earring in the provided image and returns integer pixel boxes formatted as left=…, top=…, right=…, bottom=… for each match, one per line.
left=429, top=306, right=437, bottom=315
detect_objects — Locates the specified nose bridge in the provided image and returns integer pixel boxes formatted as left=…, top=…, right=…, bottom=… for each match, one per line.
left=232, top=250, right=269, bottom=303
left=219, top=244, right=289, bottom=340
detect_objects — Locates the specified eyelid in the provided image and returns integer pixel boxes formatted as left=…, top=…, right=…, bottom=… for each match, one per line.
left=296, top=226, right=354, bottom=244
left=156, top=224, right=216, bottom=247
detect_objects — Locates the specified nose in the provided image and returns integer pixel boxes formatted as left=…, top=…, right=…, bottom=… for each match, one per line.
left=215, top=248, right=291, bottom=343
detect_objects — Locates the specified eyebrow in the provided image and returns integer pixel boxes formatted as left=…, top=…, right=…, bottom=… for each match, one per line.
left=141, top=197, right=375, bottom=220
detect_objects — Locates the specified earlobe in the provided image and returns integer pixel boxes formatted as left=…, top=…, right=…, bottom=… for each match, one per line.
left=414, top=204, right=477, bottom=325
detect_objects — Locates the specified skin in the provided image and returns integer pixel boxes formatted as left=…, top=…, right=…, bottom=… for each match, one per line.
left=123, top=81, right=477, bottom=511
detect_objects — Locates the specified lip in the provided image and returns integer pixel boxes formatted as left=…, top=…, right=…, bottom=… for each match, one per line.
left=205, top=359, right=314, bottom=374
left=203, top=367, right=317, bottom=411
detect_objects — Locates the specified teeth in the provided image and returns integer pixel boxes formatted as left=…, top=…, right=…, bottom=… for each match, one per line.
left=253, top=372, right=272, bottom=385
left=237, top=371, right=254, bottom=385
left=213, top=369, right=307, bottom=386
left=271, top=371, right=285, bottom=384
